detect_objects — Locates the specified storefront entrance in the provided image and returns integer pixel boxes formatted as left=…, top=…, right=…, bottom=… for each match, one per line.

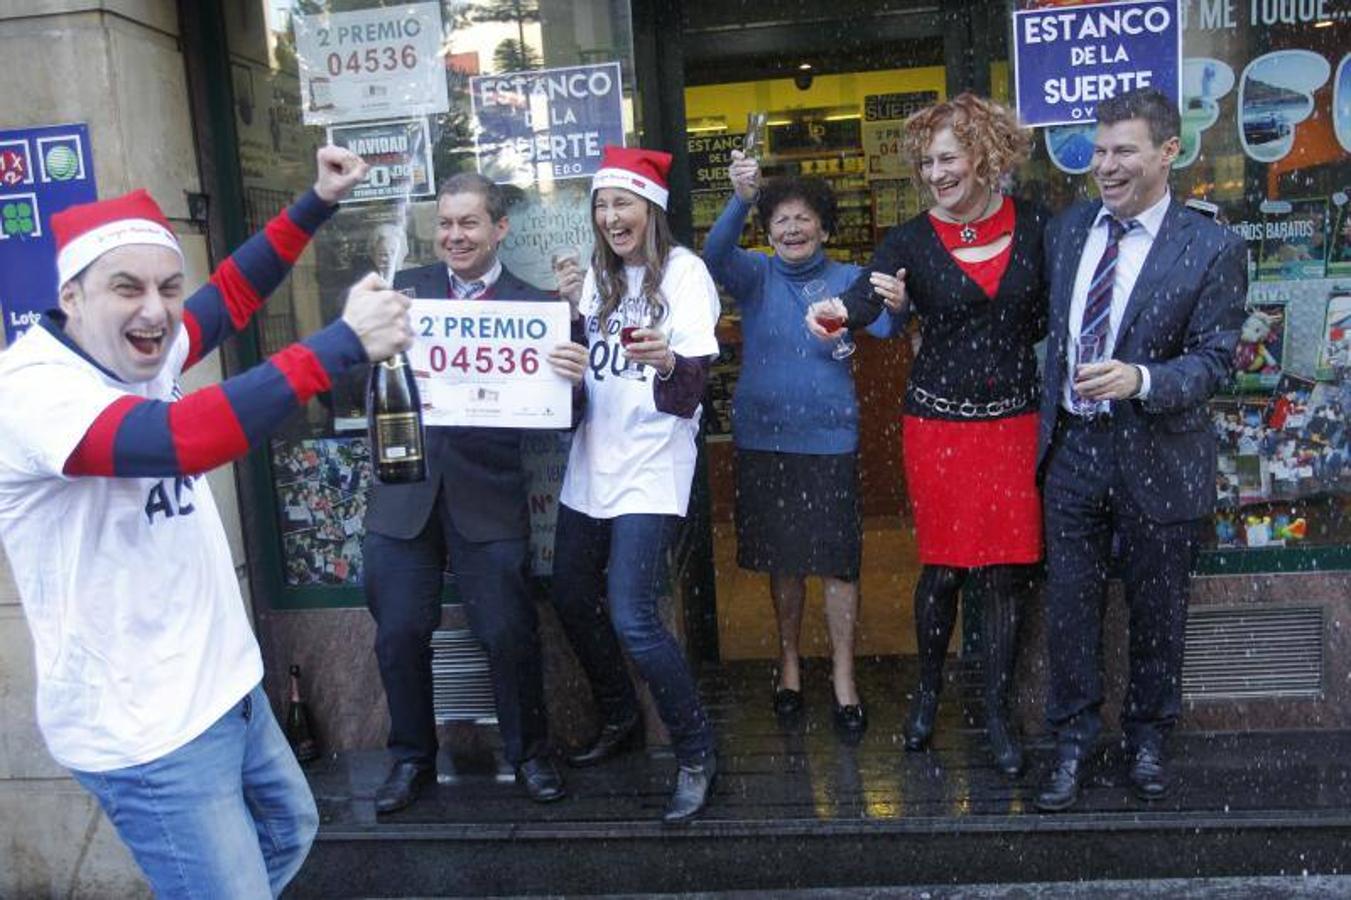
left=673, top=2, right=1010, bottom=661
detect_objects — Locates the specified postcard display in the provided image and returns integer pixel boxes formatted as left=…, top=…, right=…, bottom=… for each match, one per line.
left=1170, top=2, right=1350, bottom=552
left=1020, top=1, right=1351, bottom=552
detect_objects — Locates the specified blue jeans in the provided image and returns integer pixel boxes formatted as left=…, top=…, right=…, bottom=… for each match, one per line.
left=71, top=683, right=318, bottom=899
left=550, top=504, right=714, bottom=763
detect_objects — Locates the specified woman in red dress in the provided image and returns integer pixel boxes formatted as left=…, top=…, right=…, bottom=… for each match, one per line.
left=808, top=94, right=1046, bottom=776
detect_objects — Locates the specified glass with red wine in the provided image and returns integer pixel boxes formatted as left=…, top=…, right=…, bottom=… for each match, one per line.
left=804, top=279, right=854, bottom=360
left=618, top=299, right=651, bottom=379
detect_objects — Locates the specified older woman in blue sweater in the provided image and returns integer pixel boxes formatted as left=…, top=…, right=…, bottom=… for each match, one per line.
left=703, top=150, right=901, bottom=734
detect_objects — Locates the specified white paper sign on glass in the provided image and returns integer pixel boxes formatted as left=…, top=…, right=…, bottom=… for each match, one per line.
left=408, top=299, right=572, bottom=429
left=294, top=1, right=449, bottom=126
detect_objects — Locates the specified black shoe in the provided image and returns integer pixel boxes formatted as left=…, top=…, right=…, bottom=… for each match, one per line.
left=773, top=687, right=804, bottom=716
left=515, top=756, right=567, bottom=803
left=832, top=699, right=868, bottom=735
left=662, top=755, right=717, bottom=823
left=375, top=761, right=436, bottom=815
left=1035, top=757, right=1082, bottom=813
left=566, top=712, right=642, bottom=768
left=1129, top=747, right=1168, bottom=801
left=903, top=689, right=938, bottom=751
left=986, top=714, right=1024, bottom=778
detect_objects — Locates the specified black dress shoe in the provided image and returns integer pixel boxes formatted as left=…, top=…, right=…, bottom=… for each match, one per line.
left=903, top=690, right=938, bottom=751
left=832, top=700, right=868, bottom=735
left=1129, top=747, right=1168, bottom=801
left=772, top=687, right=804, bottom=716
left=986, top=714, right=1024, bottom=778
left=515, top=756, right=567, bottom=803
left=375, top=761, right=436, bottom=814
left=1034, top=758, right=1082, bottom=813
left=566, top=712, right=641, bottom=768
left=662, top=754, right=717, bottom=823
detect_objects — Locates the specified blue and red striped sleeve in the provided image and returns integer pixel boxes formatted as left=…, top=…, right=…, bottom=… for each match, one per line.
left=181, top=190, right=334, bottom=371
left=63, top=321, right=366, bottom=478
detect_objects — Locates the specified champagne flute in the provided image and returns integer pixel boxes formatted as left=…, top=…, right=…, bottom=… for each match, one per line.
left=743, top=111, right=769, bottom=159
left=1072, top=332, right=1107, bottom=415
left=551, top=245, right=581, bottom=287
left=618, top=300, right=651, bottom=380
left=804, top=279, right=855, bottom=360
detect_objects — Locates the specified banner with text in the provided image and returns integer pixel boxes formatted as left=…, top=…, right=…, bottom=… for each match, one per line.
left=0, top=123, right=96, bottom=344
left=408, top=298, right=572, bottom=428
left=294, top=1, right=448, bottom=127
left=862, top=90, right=938, bottom=180
left=687, top=133, right=745, bottom=192
left=470, top=62, right=624, bottom=185
left=1013, top=0, right=1181, bottom=127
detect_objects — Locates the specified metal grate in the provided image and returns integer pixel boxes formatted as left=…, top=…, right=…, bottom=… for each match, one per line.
left=431, top=628, right=498, bottom=723
left=1182, top=606, right=1323, bottom=700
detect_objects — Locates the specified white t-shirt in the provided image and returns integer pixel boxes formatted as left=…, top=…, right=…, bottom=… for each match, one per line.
left=0, top=323, right=262, bottom=772
left=560, top=247, right=721, bottom=518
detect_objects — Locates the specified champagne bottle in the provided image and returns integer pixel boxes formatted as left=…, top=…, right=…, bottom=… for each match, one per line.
left=285, top=664, right=320, bottom=764
left=367, top=352, right=426, bottom=483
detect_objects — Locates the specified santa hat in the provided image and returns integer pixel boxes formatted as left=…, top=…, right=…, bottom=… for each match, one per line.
left=591, top=146, right=672, bottom=210
left=51, top=189, right=182, bottom=286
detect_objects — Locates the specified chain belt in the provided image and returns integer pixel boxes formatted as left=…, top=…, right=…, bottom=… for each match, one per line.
left=909, top=385, right=1030, bottom=419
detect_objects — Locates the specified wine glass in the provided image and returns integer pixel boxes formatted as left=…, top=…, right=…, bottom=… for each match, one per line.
left=618, top=300, right=651, bottom=380
left=1072, top=332, right=1107, bottom=415
left=804, top=279, right=854, bottom=360
left=743, top=111, right=769, bottom=159
left=551, top=245, right=580, bottom=287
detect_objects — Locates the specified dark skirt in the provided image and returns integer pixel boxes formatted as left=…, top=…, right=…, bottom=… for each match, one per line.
left=734, top=448, right=861, bottom=581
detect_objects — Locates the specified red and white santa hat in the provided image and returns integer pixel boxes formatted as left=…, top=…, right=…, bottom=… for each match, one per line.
left=591, top=146, right=672, bottom=210
left=51, top=189, right=182, bottom=286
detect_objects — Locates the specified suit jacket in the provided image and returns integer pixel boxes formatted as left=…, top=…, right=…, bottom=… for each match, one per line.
left=364, top=262, right=554, bottom=542
left=1037, top=199, right=1247, bottom=524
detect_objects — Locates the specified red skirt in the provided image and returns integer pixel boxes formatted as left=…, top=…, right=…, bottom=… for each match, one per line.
left=902, top=413, right=1042, bottom=567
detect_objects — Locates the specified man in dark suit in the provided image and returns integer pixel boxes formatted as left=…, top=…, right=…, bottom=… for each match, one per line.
left=365, top=173, right=587, bottom=812
left=1034, top=89, right=1247, bottom=812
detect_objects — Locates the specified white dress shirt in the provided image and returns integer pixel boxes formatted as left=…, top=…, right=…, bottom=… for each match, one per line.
left=447, top=258, right=502, bottom=298
left=1061, top=190, right=1172, bottom=413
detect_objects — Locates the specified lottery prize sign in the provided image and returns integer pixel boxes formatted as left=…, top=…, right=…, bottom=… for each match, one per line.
left=294, top=1, right=449, bottom=126
left=408, top=299, right=572, bottom=429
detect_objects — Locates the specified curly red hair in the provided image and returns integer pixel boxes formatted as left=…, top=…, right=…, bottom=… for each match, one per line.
left=902, top=93, right=1031, bottom=193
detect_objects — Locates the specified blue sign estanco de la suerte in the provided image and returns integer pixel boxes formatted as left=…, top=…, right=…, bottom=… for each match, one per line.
left=1013, top=0, right=1181, bottom=128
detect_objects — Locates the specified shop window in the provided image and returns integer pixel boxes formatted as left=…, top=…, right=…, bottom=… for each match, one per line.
left=222, top=0, right=638, bottom=603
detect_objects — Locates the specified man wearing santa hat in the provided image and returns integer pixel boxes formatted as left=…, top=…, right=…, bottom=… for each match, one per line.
left=0, top=146, right=412, bottom=897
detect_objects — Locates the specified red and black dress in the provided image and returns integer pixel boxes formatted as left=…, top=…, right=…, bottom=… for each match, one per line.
left=843, top=196, right=1048, bottom=567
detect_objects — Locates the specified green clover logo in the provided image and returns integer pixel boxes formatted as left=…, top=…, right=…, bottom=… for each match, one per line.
left=2, top=201, right=35, bottom=237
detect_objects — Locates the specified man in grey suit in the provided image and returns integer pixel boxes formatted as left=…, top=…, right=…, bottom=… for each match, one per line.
left=364, top=173, right=587, bottom=813
left=1034, top=89, right=1247, bottom=812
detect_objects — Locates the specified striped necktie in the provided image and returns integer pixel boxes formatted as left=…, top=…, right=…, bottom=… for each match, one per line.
left=456, top=279, right=486, bottom=299
left=1072, top=216, right=1135, bottom=413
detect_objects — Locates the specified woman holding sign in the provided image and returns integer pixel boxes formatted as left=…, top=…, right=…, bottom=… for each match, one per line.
left=551, top=146, right=721, bottom=823
left=806, top=94, right=1047, bottom=777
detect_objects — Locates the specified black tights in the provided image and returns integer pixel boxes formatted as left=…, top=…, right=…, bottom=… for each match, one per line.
left=912, top=563, right=1033, bottom=700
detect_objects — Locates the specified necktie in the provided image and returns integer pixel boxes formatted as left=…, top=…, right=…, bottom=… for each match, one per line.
left=457, top=279, right=486, bottom=299
left=1072, top=216, right=1134, bottom=413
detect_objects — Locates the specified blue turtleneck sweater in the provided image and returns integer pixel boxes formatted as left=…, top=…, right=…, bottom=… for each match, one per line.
left=703, top=193, right=883, bottom=454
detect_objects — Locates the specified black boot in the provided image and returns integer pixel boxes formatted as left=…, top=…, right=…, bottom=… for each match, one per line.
left=980, top=569, right=1025, bottom=778
left=904, top=566, right=963, bottom=751
left=566, top=711, right=642, bottom=768
left=662, top=753, right=716, bottom=823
